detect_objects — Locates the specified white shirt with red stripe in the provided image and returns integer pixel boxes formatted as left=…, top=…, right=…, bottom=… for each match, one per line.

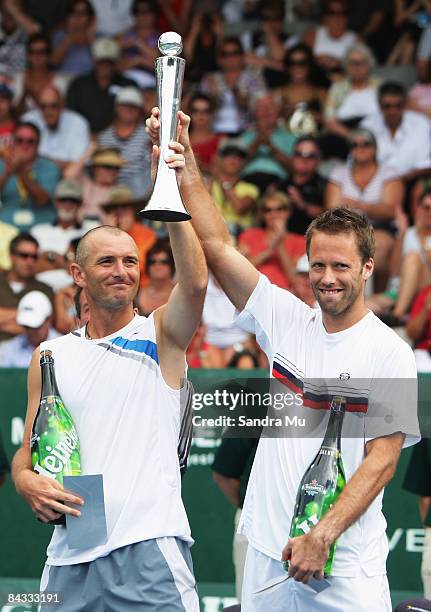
left=236, top=274, right=419, bottom=577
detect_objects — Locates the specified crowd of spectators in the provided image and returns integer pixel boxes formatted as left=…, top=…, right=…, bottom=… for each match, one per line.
left=1, top=0, right=431, bottom=375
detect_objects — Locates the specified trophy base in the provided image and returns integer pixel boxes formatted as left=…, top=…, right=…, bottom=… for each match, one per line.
left=139, top=208, right=191, bottom=222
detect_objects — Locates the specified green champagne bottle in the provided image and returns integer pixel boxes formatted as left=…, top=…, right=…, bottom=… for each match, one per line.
left=285, top=395, right=347, bottom=576
left=31, top=349, right=81, bottom=525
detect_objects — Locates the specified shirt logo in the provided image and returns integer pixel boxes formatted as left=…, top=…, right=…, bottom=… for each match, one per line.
left=339, top=372, right=350, bottom=380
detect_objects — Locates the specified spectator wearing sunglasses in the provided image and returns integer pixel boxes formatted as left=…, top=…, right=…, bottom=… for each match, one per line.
left=277, top=136, right=326, bottom=235
left=201, top=36, right=266, bottom=135
left=238, top=191, right=305, bottom=289
left=0, top=232, right=53, bottom=343
left=14, top=33, right=68, bottom=115
left=323, top=43, right=380, bottom=159
left=361, top=81, right=431, bottom=181
left=137, top=240, right=175, bottom=316
left=210, top=139, right=259, bottom=237
left=188, top=93, right=221, bottom=174
left=303, top=0, right=358, bottom=77
left=326, top=128, right=403, bottom=292
left=276, top=43, right=328, bottom=129
left=0, top=121, right=60, bottom=230
left=23, top=85, right=91, bottom=168
left=51, top=0, right=95, bottom=76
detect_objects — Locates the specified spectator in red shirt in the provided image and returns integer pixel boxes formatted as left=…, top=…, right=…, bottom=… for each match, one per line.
left=0, top=80, right=15, bottom=158
left=406, top=285, right=431, bottom=372
left=238, top=191, right=306, bottom=289
left=188, top=93, right=221, bottom=175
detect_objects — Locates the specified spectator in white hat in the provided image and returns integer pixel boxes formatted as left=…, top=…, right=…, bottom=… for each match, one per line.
left=0, top=290, right=59, bottom=367
left=98, top=86, right=151, bottom=197
left=30, top=179, right=93, bottom=291
left=292, top=253, right=317, bottom=307
left=66, top=37, right=138, bottom=133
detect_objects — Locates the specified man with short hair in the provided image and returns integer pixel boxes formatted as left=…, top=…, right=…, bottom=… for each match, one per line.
left=30, top=178, right=91, bottom=291
left=361, top=81, right=431, bottom=180
left=278, top=136, right=326, bottom=235
left=0, top=121, right=60, bottom=229
left=66, top=37, right=137, bottom=134
left=23, top=85, right=90, bottom=167
left=0, top=290, right=59, bottom=367
left=0, top=232, right=53, bottom=343
left=147, top=107, right=420, bottom=611
left=210, top=139, right=259, bottom=236
left=12, top=143, right=206, bottom=611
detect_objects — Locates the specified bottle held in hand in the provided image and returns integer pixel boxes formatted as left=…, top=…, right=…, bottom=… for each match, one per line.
left=285, top=395, right=346, bottom=576
left=31, top=349, right=81, bottom=525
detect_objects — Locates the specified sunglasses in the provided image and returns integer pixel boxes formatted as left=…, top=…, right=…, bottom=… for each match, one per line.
left=288, top=59, right=308, bottom=67
left=294, top=151, right=319, bottom=159
left=327, top=9, right=347, bottom=16
left=14, top=251, right=38, bottom=260
left=350, top=140, right=373, bottom=148
left=29, top=47, right=48, bottom=54
left=72, top=8, right=91, bottom=15
left=40, top=102, right=60, bottom=110
left=15, top=136, right=37, bottom=145
left=263, top=205, right=288, bottom=213
left=347, top=59, right=367, bottom=66
left=148, top=257, right=171, bottom=265
left=221, top=50, right=241, bottom=57
left=191, top=107, right=211, bottom=114
left=96, top=164, right=119, bottom=170
left=381, top=102, right=403, bottom=110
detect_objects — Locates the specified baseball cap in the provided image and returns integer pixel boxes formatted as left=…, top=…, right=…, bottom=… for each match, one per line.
left=116, top=87, right=143, bottom=107
left=395, top=599, right=431, bottom=611
left=92, top=38, right=119, bottom=62
left=296, top=254, right=309, bottom=274
left=91, top=147, right=126, bottom=168
left=55, top=179, right=83, bottom=202
left=219, top=139, right=247, bottom=158
left=16, top=291, right=53, bottom=328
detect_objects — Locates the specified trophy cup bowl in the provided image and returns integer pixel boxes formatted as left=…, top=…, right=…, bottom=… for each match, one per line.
left=140, top=32, right=191, bottom=221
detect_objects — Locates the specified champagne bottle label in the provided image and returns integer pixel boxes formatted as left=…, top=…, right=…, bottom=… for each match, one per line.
left=31, top=351, right=81, bottom=524
left=287, top=397, right=346, bottom=576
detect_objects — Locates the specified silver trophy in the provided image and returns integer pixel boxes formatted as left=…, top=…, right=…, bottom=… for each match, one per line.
left=140, top=32, right=191, bottom=221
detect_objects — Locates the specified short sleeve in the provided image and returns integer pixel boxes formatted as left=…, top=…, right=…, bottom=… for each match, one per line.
left=402, top=227, right=421, bottom=257
left=235, top=273, right=312, bottom=360
left=366, top=341, right=420, bottom=448
left=329, top=165, right=346, bottom=186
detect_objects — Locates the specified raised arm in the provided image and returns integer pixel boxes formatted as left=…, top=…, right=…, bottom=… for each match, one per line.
left=146, top=108, right=260, bottom=312
left=12, top=349, right=83, bottom=523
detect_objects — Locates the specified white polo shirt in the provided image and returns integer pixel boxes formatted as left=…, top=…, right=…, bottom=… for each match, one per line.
left=361, top=110, right=431, bottom=176
left=23, top=109, right=90, bottom=162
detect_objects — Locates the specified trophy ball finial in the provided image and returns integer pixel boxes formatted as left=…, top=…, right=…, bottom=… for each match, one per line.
left=158, top=32, right=182, bottom=56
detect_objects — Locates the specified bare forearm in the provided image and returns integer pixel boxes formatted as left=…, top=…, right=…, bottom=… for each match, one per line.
left=0, top=307, right=22, bottom=334
left=181, top=150, right=232, bottom=249
left=213, top=473, right=240, bottom=507
left=419, top=496, right=431, bottom=524
left=11, top=445, right=32, bottom=492
left=19, top=173, right=51, bottom=206
left=359, top=201, right=394, bottom=220
left=167, top=221, right=207, bottom=293
left=406, top=309, right=429, bottom=341
left=313, top=442, right=400, bottom=545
